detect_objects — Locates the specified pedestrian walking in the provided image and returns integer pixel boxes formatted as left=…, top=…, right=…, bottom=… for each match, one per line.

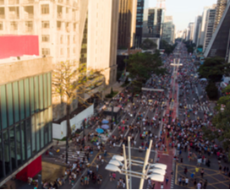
left=165, top=176, right=169, bottom=185
left=200, top=168, right=204, bottom=178
left=161, top=183, right=164, bottom=189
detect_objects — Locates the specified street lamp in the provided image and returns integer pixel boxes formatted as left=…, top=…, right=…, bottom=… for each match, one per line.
left=105, top=138, right=167, bottom=189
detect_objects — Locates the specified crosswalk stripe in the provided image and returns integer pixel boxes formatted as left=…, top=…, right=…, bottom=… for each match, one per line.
left=200, top=106, right=203, bottom=111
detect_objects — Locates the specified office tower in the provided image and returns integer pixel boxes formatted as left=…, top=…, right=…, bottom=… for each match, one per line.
left=204, top=1, right=230, bottom=62
left=187, top=22, right=195, bottom=41
left=197, top=6, right=214, bottom=47
left=118, top=0, right=137, bottom=48
left=162, top=16, right=174, bottom=44
left=203, top=8, right=216, bottom=51
left=87, top=0, right=119, bottom=85
left=142, top=7, right=164, bottom=38
left=192, top=15, right=202, bottom=45
left=135, top=0, right=149, bottom=47
left=0, top=36, right=53, bottom=187
left=213, top=0, right=228, bottom=33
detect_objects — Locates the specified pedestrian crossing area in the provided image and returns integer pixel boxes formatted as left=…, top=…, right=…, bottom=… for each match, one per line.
left=181, top=104, right=210, bottom=112
left=60, top=150, right=87, bottom=163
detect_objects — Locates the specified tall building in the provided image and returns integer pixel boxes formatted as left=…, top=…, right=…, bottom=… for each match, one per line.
left=135, top=0, right=149, bottom=47
left=0, top=36, right=53, bottom=186
left=142, top=7, right=164, bottom=38
left=197, top=6, right=215, bottom=47
left=162, top=16, right=174, bottom=44
left=187, top=22, right=195, bottom=41
left=213, top=0, right=228, bottom=33
left=204, top=1, right=230, bottom=62
left=0, top=0, right=79, bottom=64
left=87, top=0, right=119, bottom=85
left=118, top=0, right=137, bottom=48
left=203, top=8, right=216, bottom=51
left=192, top=15, right=202, bottom=45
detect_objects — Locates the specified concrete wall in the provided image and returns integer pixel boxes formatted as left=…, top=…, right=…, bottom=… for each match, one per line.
left=0, top=56, right=53, bottom=85
left=52, top=104, right=94, bottom=139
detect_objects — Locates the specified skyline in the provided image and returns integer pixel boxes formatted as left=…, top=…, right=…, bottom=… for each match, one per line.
left=149, top=0, right=217, bottom=31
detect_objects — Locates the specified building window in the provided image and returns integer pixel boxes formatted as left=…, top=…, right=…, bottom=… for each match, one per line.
left=0, top=7, right=5, bottom=19
left=25, top=21, right=33, bottom=32
left=42, top=21, right=49, bottom=28
left=42, top=48, right=50, bottom=55
left=41, top=4, right=49, bottom=14
left=10, top=21, right=18, bottom=31
left=0, top=22, right=3, bottom=30
left=57, top=21, right=61, bottom=30
left=42, top=35, right=49, bottom=42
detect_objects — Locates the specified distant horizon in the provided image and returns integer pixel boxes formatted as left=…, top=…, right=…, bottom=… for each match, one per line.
left=148, top=0, right=218, bottom=31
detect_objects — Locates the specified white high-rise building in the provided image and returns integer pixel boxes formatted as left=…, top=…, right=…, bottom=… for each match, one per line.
left=197, top=5, right=216, bottom=46
left=203, top=8, right=216, bottom=51
left=192, top=15, right=202, bottom=45
left=187, top=22, right=194, bottom=41
left=0, top=0, right=79, bottom=64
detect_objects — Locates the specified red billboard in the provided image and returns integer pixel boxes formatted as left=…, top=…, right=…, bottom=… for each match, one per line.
left=0, top=35, right=39, bottom=59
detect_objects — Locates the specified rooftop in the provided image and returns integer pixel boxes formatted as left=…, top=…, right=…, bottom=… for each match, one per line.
left=0, top=55, right=42, bottom=64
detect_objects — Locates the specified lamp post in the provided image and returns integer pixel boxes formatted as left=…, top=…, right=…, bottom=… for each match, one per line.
left=105, top=138, right=166, bottom=189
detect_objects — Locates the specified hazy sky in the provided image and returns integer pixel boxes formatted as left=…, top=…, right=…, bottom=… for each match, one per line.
left=148, top=0, right=217, bottom=31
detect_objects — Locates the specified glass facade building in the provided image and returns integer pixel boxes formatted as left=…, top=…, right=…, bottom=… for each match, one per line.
left=0, top=72, right=52, bottom=182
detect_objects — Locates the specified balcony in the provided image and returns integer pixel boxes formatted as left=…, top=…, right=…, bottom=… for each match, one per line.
left=0, top=0, right=4, bottom=5
left=57, top=13, right=62, bottom=19
left=0, top=15, right=4, bottom=19
left=58, top=0, right=63, bottom=3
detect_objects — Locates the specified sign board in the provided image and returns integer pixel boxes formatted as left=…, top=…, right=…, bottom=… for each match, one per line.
left=141, top=88, right=164, bottom=92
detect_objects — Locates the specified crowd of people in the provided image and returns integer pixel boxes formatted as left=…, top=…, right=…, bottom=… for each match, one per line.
left=37, top=43, right=230, bottom=189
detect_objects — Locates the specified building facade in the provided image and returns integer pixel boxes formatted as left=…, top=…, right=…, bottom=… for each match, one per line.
left=0, top=0, right=79, bottom=64
left=187, top=22, right=194, bottom=41
left=213, top=0, right=228, bottom=33
left=192, top=15, right=202, bottom=45
left=142, top=7, right=164, bottom=38
left=162, top=16, right=174, bottom=44
left=118, top=0, right=137, bottom=48
left=203, top=8, right=216, bottom=51
left=87, top=0, right=119, bottom=85
left=135, top=0, right=149, bottom=47
left=0, top=54, right=53, bottom=186
left=204, top=1, right=230, bottom=62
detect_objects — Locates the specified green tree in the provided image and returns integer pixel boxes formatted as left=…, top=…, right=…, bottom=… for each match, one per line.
left=141, top=38, right=157, bottom=50
left=212, top=101, right=230, bottom=156
left=198, top=57, right=230, bottom=82
left=205, top=82, right=219, bottom=100
left=160, top=39, right=176, bottom=55
left=125, top=52, right=167, bottom=91
left=215, top=85, right=230, bottom=110
left=53, top=61, right=102, bottom=137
